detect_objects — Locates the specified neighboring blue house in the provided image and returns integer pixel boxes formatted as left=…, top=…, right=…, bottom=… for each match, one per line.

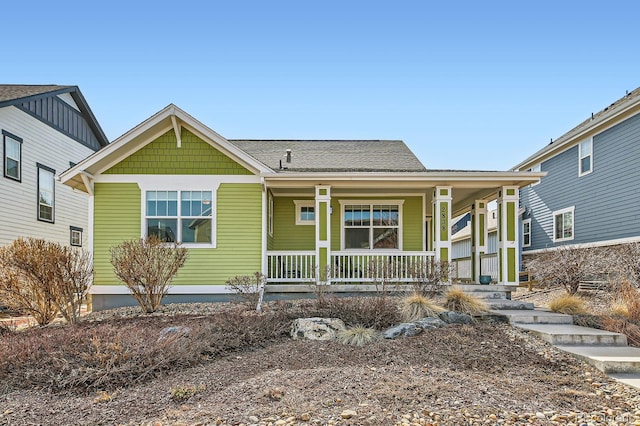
left=513, top=87, right=640, bottom=259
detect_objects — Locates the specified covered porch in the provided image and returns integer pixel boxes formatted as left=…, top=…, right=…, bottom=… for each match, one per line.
left=261, top=172, right=540, bottom=288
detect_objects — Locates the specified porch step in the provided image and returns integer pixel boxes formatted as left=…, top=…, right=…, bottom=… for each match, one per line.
left=498, top=309, right=572, bottom=324
left=485, top=300, right=534, bottom=310
left=556, top=346, right=640, bottom=374
left=515, top=323, right=628, bottom=346
left=455, top=284, right=518, bottom=300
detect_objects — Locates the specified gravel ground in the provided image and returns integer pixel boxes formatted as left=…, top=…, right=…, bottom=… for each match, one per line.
left=2, top=293, right=639, bottom=426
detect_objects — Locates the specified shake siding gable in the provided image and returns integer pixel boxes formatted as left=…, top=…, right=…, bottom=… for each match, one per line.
left=521, top=111, right=640, bottom=251
left=104, top=128, right=252, bottom=175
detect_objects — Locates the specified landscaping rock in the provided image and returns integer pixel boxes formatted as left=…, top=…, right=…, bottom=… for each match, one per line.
left=414, top=317, right=446, bottom=329
left=439, top=311, right=473, bottom=324
left=157, top=326, right=191, bottom=342
left=383, top=323, right=423, bottom=339
left=290, top=317, right=346, bottom=341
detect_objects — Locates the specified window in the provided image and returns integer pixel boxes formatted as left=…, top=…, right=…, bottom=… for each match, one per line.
left=145, top=190, right=213, bottom=244
left=579, top=139, right=592, bottom=176
left=343, top=204, right=400, bottom=249
left=3, top=130, right=22, bottom=181
left=70, top=226, right=83, bottom=247
left=37, top=163, right=55, bottom=223
left=294, top=200, right=315, bottom=225
left=553, top=207, right=574, bottom=242
left=522, top=219, right=531, bottom=247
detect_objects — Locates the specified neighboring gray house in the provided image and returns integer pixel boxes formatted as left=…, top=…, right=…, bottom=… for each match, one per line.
left=513, top=87, right=640, bottom=257
left=0, top=85, right=108, bottom=247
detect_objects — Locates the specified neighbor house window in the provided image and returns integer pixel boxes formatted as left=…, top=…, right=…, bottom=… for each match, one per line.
left=37, top=163, right=55, bottom=223
left=343, top=203, right=400, bottom=249
left=70, top=226, right=83, bottom=247
left=3, top=130, right=22, bottom=181
left=294, top=200, right=315, bottom=225
left=553, top=206, right=574, bottom=242
left=145, top=190, right=213, bottom=244
left=579, top=139, right=592, bottom=176
left=522, top=219, right=531, bottom=248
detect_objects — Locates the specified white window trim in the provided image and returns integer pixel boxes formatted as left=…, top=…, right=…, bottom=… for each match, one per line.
left=338, top=199, right=404, bottom=251
left=552, top=206, right=575, bottom=243
left=522, top=218, right=531, bottom=248
left=294, top=200, right=315, bottom=225
left=268, top=192, right=274, bottom=236
left=142, top=188, right=217, bottom=249
left=578, top=138, right=593, bottom=177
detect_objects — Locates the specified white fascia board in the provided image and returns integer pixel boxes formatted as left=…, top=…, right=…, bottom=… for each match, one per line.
left=512, top=97, right=640, bottom=171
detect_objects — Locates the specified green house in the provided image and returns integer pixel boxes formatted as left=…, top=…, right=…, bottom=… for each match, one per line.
left=60, top=105, right=543, bottom=310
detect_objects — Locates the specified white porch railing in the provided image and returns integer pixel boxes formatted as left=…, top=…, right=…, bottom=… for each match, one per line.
left=480, top=253, right=498, bottom=281
left=266, top=251, right=316, bottom=283
left=451, top=256, right=472, bottom=281
left=266, top=250, right=436, bottom=284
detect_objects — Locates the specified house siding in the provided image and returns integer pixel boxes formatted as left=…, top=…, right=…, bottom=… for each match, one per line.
left=521, top=111, right=640, bottom=251
left=104, top=128, right=252, bottom=175
left=271, top=197, right=315, bottom=250
left=93, top=182, right=262, bottom=287
left=0, top=106, right=95, bottom=247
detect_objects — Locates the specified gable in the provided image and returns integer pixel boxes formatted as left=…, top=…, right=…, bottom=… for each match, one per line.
left=104, top=127, right=253, bottom=175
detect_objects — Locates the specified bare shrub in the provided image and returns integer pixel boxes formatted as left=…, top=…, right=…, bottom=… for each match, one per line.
left=613, top=243, right=640, bottom=288
left=443, top=287, right=488, bottom=315
left=225, top=272, right=265, bottom=310
left=301, top=295, right=400, bottom=329
left=407, top=259, right=451, bottom=296
left=401, top=292, right=443, bottom=322
left=610, top=280, right=640, bottom=320
left=0, top=238, right=92, bottom=325
left=526, top=245, right=605, bottom=295
left=547, top=294, right=587, bottom=315
left=110, top=236, right=188, bottom=313
left=336, top=326, right=380, bottom=346
left=367, top=258, right=399, bottom=295
left=601, top=316, right=640, bottom=347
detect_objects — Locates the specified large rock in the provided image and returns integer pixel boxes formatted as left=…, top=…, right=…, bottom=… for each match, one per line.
left=438, top=311, right=473, bottom=324
left=414, top=317, right=446, bottom=329
left=383, top=323, right=423, bottom=339
left=290, top=317, right=346, bottom=341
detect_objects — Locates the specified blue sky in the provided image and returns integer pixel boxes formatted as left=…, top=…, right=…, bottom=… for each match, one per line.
left=3, top=0, right=640, bottom=170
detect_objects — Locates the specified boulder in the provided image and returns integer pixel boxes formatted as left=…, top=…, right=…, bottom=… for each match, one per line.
left=438, top=311, right=473, bottom=324
left=290, top=317, right=346, bottom=341
left=383, top=323, right=423, bottom=339
left=414, top=317, right=446, bottom=329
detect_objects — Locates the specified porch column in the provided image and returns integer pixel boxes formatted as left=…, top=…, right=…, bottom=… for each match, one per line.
left=497, top=186, right=519, bottom=285
left=315, top=185, right=331, bottom=284
left=432, top=186, right=452, bottom=265
left=470, top=200, right=488, bottom=283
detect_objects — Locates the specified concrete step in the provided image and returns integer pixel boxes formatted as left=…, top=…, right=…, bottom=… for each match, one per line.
left=515, top=323, right=628, bottom=346
left=497, top=309, right=573, bottom=324
left=486, top=300, right=535, bottom=310
left=456, top=284, right=518, bottom=300
left=557, top=346, right=640, bottom=374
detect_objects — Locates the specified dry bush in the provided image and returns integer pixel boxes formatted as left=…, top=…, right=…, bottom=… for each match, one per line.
left=304, top=295, right=400, bottom=329
left=407, top=259, right=451, bottom=296
left=170, top=384, right=206, bottom=402
left=0, top=238, right=93, bottom=325
left=443, top=287, right=488, bottom=315
left=336, top=326, right=380, bottom=346
left=110, top=236, right=188, bottom=313
left=225, top=272, right=265, bottom=310
left=367, top=259, right=399, bottom=295
left=526, top=245, right=605, bottom=295
left=400, top=292, right=443, bottom=322
left=610, top=280, right=640, bottom=320
left=601, top=316, right=640, bottom=347
left=548, top=294, right=587, bottom=315
left=613, top=242, right=640, bottom=288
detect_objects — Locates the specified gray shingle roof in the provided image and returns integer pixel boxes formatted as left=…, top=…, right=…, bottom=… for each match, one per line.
left=0, top=85, right=72, bottom=103
left=229, top=140, right=427, bottom=172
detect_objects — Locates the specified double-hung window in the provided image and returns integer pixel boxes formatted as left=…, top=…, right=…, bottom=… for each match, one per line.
left=3, top=130, right=22, bottom=181
left=145, top=190, right=213, bottom=244
left=343, top=203, right=400, bottom=249
left=37, top=163, right=55, bottom=222
left=552, top=206, right=574, bottom=242
left=579, top=139, right=592, bottom=176
left=522, top=219, right=531, bottom=247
